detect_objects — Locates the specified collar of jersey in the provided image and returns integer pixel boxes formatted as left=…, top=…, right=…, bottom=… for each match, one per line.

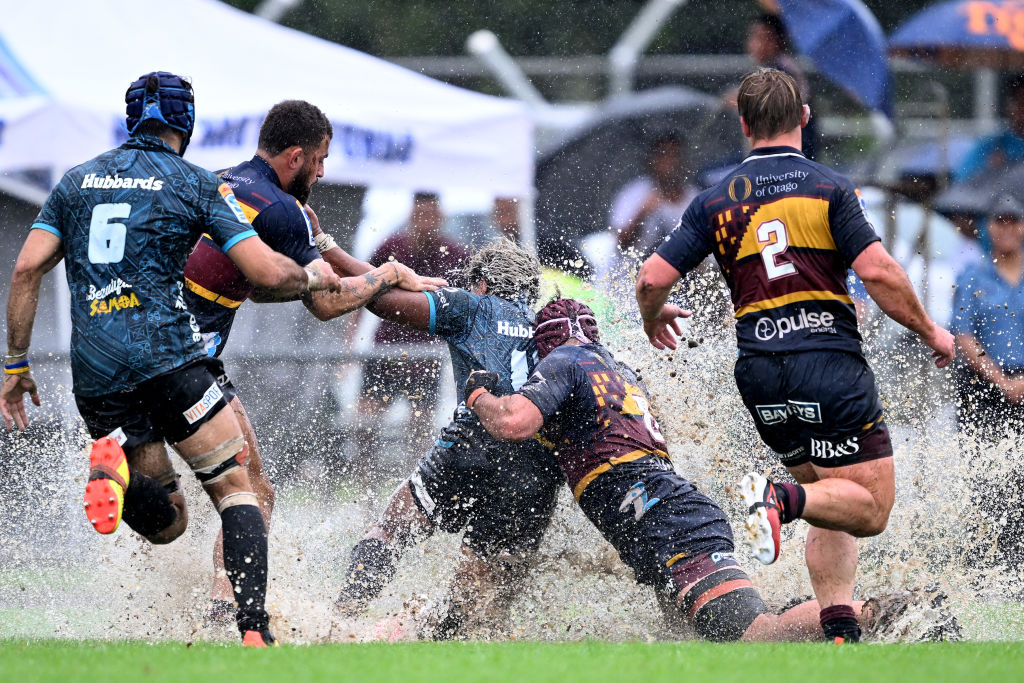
left=249, top=154, right=283, bottom=189
left=742, top=145, right=804, bottom=163
left=123, top=133, right=180, bottom=155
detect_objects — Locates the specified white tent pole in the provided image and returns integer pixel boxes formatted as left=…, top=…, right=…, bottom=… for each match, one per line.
left=608, top=0, right=688, bottom=97
left=466, top=30, right=549, bottom=110
left=253, top=0, right=303, bottom=23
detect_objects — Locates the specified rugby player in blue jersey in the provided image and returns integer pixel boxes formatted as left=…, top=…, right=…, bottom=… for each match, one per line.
left=1, top=72, right=347, bottom=646
left=182, top=100, right=444, bottom=616
left=467, top=298, right=959, bottom=642
left=325, top=239, right=562, bottom=640
left=635, top=68, right=955, bottom=642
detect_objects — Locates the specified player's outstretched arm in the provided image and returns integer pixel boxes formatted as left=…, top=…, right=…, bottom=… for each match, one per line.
left=636, top=254, right=691, bottom=350
left=2, top=230, right=64, bottom=430
left=303, top=205, right=438, bottom=330
left=851, top=242, right=955, bottom=368
left=303, top=262, right=447, bottom=321
left=227, top=237, right=343, bottom=298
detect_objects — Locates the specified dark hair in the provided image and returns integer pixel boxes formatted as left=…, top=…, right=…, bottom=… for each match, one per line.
left=258, top=100, right=333, bottom=156
left=132, top=119, right=174, bottom=138
left=754, top=12, right=791, bottom=53
left=413, top=191, right=440, bottom=203
left=737, top=67, right=803, bottom=141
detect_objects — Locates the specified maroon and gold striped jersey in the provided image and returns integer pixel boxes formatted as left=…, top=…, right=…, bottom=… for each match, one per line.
left=656, top=146, right=879, bottom=356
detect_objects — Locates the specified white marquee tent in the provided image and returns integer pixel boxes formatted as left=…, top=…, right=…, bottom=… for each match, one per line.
left=0, top=0, right=534, bottom=200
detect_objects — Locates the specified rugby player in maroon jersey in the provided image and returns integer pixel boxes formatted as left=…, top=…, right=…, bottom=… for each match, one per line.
left=636, top=68, right=954, bottom=642
left=466, top=299, right=959, bottom=642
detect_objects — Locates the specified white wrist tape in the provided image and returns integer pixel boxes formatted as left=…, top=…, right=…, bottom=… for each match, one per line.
left=304, top=265, right=324, bottom=291
left=315, top=232, right=338, bottom=254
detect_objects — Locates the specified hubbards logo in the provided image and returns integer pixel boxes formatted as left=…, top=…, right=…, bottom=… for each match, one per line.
left=753, top=308, right=835, bottom=341
left=497, top=321, right=532, bottom=338
left=81, top=174, right=164, bottom=191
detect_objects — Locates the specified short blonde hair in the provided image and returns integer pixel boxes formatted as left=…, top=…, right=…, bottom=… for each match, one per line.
left=737, top=68, right=803, bottom=141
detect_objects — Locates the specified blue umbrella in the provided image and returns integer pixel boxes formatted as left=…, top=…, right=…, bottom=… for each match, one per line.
left=777, top=0, right=893, bottom=117
left=890, top=0, right=1024, bottom=68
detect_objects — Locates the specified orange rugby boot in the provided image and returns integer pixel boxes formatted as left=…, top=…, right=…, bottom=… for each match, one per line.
left=83, top=436, right=130, bottom=534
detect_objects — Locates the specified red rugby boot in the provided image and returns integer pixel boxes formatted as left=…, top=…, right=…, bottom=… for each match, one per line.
left=83, top=436, right=130, bottom=535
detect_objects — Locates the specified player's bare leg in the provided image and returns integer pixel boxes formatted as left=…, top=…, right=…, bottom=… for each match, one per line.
left=211, top=396, right=274, bottom=602
left=175, top=405, right=274, bottom=645
left=124, top=441, right=189, bottom=544
left=791, top=458, right=894, bottom=536
left=335, top=480, right=434, bottom=614
left=789, top=459, right=893, bottom=608
left=741, top=599, right=866, bottom=642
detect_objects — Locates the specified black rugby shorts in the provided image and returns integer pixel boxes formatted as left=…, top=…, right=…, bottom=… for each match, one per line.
left=408, top=408, right=561, bottom=558
left=734, top=349, right=892, bottom=468
left=75, top=357, right=230, bottom=451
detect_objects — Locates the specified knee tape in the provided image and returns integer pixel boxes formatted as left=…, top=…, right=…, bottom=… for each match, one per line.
left=216, top=491, right=259, bottom=514
left=179, top=436, right=247, bottom=485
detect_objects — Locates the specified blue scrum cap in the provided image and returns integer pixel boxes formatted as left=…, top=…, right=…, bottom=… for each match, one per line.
left=125, top=71, right=195, bottom=151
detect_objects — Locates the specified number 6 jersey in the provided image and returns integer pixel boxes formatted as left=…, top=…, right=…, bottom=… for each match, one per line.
left=656, top=145, right=879, bottom=357
left=31, top=134, right=257, bottom=397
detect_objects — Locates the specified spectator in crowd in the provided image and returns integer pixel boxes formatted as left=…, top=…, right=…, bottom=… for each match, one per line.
left=952, top=194, right=1024, bottom=571
left=603, top=133, right=699, bottom=289
left=745, top=12, right=818, bottom=160
left=955, top=76, right=1024, bottom=184
left=354, top=192, right=469, bottom=469
left=491, top=197, right=521, bottom=242
left=952, top=194, right=1024, bottom=434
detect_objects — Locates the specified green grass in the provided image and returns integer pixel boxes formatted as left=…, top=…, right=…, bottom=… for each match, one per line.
left=1, top=640, right=1023, bottom=683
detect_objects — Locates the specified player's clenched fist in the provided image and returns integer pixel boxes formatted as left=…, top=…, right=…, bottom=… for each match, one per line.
left=304, top=258, right=344, bottom=292
left=465, top=370, right=499, bottom=407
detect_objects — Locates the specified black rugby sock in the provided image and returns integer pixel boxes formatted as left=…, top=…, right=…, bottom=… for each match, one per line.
left=121, top=469, right=178, bottom=537
left=221, top=504, right=269, bottom=634
left=339, top=538, right=397, bottom=603
left=773, top=482, right=806, bottom=524
left=820, top=604, right=861, bottom=642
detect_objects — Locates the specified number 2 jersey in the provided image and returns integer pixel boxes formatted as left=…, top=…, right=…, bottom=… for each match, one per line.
left=518, top=343, right=669, bottom=501
left=656, top=145, right=879, bottom=356
left=31, top=134, right=258, bottom=397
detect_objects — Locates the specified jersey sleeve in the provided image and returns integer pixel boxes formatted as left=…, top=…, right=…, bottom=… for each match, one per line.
left=654, top=195, right=712, bottom=276
left=829, top=179, right=881, bottom=265
left=204, top=180, right=259, bottom=252
left=32, top=175, right=71, bottom=239
left=518, top=351, right=580, bottom=420
left=425, top=287, right=476, bottom=338
left=251, top=200, right=319, bottom=266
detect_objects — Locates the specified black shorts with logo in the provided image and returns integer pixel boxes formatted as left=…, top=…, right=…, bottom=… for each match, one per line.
left=75, top=357, right=230, bottom=452
left=409, top=407, right=561, bottom=558
left=577, top=457, right=735, bottom=590
left=206, top=356, right=237, bottom=403
left=734, top=349, right=892, bottom=468
left=578, top=458, right=766, bottom=641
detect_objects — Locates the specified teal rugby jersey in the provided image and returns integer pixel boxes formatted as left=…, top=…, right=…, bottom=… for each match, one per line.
left=32, top=134, right=257, bottom=397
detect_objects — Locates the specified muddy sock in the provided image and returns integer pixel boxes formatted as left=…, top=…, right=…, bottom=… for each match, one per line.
left=773, top=482, right=806, bottom=524
left=821, top=604, right=861, bottom=642
left=221, top=504, right=269, bottom=634
left=121, top=469, right=178, bottom=537
left=339, top=538, right=397, bottom=603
